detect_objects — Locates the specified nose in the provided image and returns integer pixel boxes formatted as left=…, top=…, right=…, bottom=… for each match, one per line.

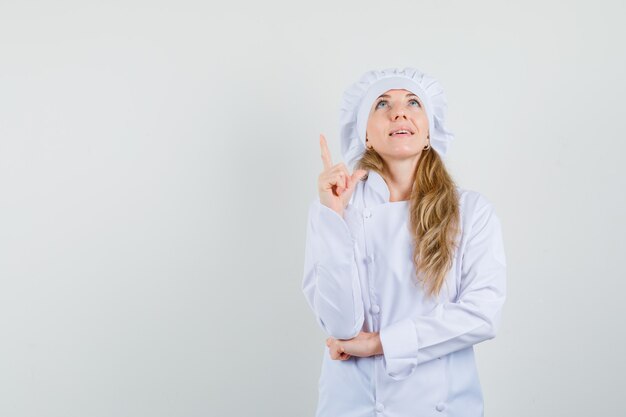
left=390, top=107, right=408, bottom=120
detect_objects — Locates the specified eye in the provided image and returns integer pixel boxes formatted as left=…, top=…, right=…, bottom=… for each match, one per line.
left=409, top=99, right=421, bottom=107
left=375, top=100, right=387, bottom=109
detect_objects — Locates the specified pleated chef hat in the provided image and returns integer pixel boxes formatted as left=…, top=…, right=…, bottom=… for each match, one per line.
left=339, top=67, right=455, bottom=169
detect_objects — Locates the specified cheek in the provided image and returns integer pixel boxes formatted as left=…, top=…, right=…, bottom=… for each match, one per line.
left=406, top=113, right=428, bottom=133
left=417, top=113, right=429, bottom=128
left=367, top=118, right=386, bottom=136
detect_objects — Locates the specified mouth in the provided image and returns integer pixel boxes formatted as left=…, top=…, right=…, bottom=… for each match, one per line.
left=388, top=128, right=414, bottom=137
left=389, top=131, right=414, bottom=137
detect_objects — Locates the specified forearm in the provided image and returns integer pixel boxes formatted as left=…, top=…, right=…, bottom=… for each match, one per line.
left=372, top=332, right=383, bottom=356
left=302, top=199, right=365, bottom=339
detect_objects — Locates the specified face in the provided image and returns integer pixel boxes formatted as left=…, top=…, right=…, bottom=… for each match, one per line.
left=365, top=89, right=429, bottom=162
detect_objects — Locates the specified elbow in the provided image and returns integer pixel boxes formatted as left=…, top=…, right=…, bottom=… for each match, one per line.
left=484, top=310, right=503, bottom=341
left=477, top=296, right=505, bottom=342
left=320, top=316, right=364, bottom=340
left=467, top=308, right=501, bottom=344
left=469, top=320, right=498, bottom=345
left=312, top=286, right=365, bottom=340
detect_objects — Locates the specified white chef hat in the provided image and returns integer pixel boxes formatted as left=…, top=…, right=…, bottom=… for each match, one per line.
left=339, top=67, right=455, bottom=169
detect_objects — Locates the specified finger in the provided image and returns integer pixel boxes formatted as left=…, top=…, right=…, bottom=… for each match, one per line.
left=334, top=163, right=351, bottom=188
left=332, top=172, right=347, bottom=195
left=319, top=134, right=333, bottom=171
left=341, top=162, right=350, bottom=190
left=321, top=168, right=345, bottom=191
left=328, top=164, right=349, bottom=182
left=333, top=170, right=345, bottom=183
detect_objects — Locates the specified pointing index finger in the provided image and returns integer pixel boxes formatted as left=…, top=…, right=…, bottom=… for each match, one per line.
left=319, top=134, right=333, bottom=170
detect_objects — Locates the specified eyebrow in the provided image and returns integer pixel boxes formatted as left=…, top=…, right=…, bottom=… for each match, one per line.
left=376, top=93, right=419, bottom=100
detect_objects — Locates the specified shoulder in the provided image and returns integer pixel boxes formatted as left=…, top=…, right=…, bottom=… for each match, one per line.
left=455, top=186, right=502, bottom=231
left=456, top=186, right=495, bottom=210
left=455, top=187, right=507, bottom=267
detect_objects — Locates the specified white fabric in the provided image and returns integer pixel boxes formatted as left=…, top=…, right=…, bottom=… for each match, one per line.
left=339, top=67, right=455, bottom=170
left=302, top=170, right=507, bottom=417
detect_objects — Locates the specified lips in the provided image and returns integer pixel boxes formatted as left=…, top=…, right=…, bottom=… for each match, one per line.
left=389, top=126, right=414, bottom=136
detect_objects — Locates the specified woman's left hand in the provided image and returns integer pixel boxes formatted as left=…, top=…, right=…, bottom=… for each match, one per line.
left=326, top=331, right=382, bottom=360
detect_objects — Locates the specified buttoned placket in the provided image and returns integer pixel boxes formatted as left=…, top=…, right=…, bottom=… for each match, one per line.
left=362, top=207, right=380, bottom=330
left=361, top=203, right=387, bottom=415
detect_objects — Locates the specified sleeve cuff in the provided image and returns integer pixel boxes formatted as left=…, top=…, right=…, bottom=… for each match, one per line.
left=379, top=317, right=419, bottom=380
left=314, top=199, right=352, bottom=231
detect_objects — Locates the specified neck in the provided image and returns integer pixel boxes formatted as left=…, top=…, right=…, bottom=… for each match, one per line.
left=382, top=156, right=420, bottom=202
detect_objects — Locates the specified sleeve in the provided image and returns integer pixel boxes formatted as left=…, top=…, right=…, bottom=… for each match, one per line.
left=378, top=196, right=507, bottom=380
left=301, top=198, right=365, bottom=340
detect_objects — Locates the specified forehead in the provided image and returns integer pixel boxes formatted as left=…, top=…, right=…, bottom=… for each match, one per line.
left=377, top=89, right=419, bottom=99
left=384, top=89, right=413, bottom=95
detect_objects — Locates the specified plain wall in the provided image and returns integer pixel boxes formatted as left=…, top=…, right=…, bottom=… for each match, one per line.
left=1, top=0, right=625, bottom=416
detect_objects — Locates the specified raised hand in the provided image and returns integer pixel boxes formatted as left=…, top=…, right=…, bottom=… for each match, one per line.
left=318, top=134, right=367, bottom=217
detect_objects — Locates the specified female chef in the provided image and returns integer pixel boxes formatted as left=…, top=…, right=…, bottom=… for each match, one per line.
left=302, top=67, right=507, bottom=417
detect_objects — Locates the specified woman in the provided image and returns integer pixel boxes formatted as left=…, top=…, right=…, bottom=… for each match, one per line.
left=302, top=67, right=507, bottom=417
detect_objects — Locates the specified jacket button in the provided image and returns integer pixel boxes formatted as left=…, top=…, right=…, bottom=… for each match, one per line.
left=375, top=402, right=384, bottom=412
left=436, top=402, right=446, bottom=412
left=363, top=208, right=372, bottom=218
left=365, top=254, right=374, bottom=264
left=370, top=304, right=380, bottom=314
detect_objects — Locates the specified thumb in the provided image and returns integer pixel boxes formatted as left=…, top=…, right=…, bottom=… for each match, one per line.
left=349, top=169, right=368, bottom=188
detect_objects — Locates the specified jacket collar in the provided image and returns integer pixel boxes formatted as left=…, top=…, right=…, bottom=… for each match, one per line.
left=364, top=169, right=391, bottom=205
left=360, top=169, right=462, bottom=208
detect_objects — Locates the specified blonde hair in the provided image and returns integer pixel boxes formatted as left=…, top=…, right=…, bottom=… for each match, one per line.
left=355, top=147, right=461, bottom=298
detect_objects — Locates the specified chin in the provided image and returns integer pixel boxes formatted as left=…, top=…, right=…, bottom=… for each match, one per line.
left=380, top=149, right=423, bottom=160
left=385, top=145, right=422, bottom=155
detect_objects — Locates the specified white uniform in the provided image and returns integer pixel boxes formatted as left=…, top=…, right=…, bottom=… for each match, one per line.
left=302, top=169, right=507, bottom=417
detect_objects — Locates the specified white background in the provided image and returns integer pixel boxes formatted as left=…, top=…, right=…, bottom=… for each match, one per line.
left=1, top=0, right=625, bottom=416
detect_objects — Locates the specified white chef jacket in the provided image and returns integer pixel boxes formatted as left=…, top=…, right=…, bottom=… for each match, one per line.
left=302, top=169, right=507, bottom=417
